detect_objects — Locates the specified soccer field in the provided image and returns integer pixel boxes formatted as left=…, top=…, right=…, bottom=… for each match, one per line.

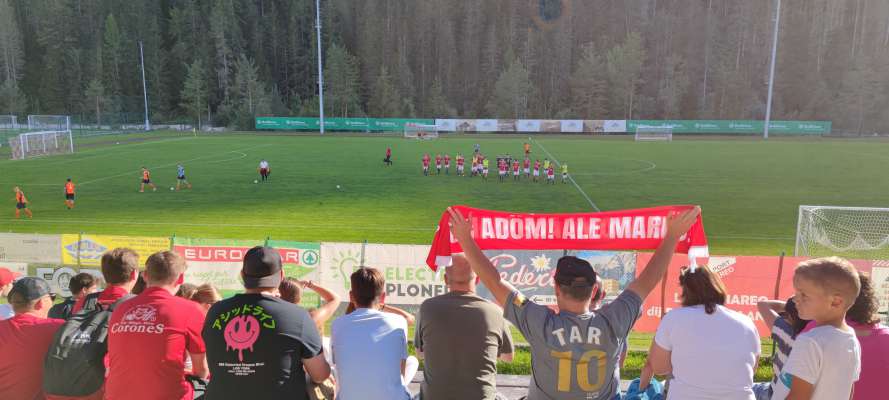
left=2, top=132, right=888, bottom=256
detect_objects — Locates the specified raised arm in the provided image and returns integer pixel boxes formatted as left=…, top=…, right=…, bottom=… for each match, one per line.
left=381, top=304, right=416, bottom=326
left=448, top=207, right=517, bottom=307
left=626, top=207, right=701, bottom=299
left=756, top=299, right=786, bottom=330
left=303, top=280, right=341, bottom=328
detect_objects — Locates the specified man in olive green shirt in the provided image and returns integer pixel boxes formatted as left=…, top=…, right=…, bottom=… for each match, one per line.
left=415, top=255, right=514, bottom=400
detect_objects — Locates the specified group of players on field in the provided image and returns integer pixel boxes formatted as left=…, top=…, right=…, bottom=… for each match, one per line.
left=12, top=160, right=271, bottom=218
left=415, top=142, right=569, bottom=184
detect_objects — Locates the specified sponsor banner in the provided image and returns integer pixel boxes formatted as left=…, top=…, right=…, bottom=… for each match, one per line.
left=0, top=233, right=61, bottom=264
left=319, top=243, right=445, bottom=305
left=517, top=120, right=541, bottom=132
left=541, top=120, right=561, bottom=133
left=61, top=234, right=170, bottom=267
left=627, top=120, right=831, bottom=135
left=476, top=250, right=636, bottom=306
left=497, top=119, right=517, bottom=132
left=255, top=117, right=434, bottom=132
left=435, top=119, right=458, bottom=132
left=476, top=119, right=498, bottom=132
left=632, top=255, right=881, bottom=336
left=173, top=238, right=321, bottom=300
left=455, top=119, right=477, bottom=132
left=633, top=254, right=801, bottom=337
left=29, top=265, right=102, bottom=297
left=583, top=120, right=606, bottom=133
left=603, top=120, right=627, bottom=133
left=560, top=120, right=583, bottom=133
left=871, top=266, right=889, bottom=324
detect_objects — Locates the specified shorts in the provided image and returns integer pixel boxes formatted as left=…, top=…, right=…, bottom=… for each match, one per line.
left=260, top=168, right=269, bottom=175
left=524, top=168, right=530, bottom=174
left=513, top=171, right=519, bottom=175
left=533, top=170, right=540, bottom=176
left=436, top=164, right=441, bottom=169
left=457, top=165, right=464, bottom=171
left=16, top=202, right=27, bottom=209
left=444, top=164, right=450, bottom=168
left=562, top=173, right=568, bottom=178
left=483, top=168, right=488, bottom=174
left=142, top=179, right=151, bottom=184
left=178, top=176, right=186, bottom=181
left=65, top=193, right=75, bottom=200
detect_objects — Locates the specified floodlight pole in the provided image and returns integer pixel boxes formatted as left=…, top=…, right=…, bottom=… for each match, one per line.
left=316, top=0, right=325, bottom=134
left=139, top=41, right=151, bottom=131
left=764, top=0, right=781, bottom=140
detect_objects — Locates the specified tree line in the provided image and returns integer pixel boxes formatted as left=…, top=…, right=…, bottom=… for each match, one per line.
left=0, top=0, right=887, bottom=133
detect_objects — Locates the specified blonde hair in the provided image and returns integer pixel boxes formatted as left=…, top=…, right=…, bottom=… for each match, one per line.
left=794, top=257, right=861, bottom=308
left=189, top=283, right=222, bottom=306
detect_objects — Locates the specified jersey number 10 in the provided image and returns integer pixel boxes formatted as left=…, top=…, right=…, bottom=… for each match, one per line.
left=551, top=349, right=607, bottom=392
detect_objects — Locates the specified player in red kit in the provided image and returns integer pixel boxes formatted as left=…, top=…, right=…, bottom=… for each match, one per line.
left=422, top=154, right=431, bottom=176
left=443, top=154, right=451, bottom=175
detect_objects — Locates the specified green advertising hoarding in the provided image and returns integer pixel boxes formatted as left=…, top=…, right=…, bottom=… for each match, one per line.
left=627, top=120, right=831, bottom=135
left=256, top=117, right=434, bottom=132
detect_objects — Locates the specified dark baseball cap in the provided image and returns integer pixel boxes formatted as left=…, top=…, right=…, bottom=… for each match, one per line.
left=8, top=277, right=52, bottom=303
left=554, top=256, right=597, bottom=288
left=242, top=246, right=282, bottom=289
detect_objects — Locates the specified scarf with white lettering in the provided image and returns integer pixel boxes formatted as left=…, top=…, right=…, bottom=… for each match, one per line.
left=426, top=205, right=708, bottom=270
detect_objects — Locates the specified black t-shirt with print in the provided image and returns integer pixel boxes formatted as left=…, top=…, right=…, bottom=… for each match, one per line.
left=202, top=293, right=323, bottom=400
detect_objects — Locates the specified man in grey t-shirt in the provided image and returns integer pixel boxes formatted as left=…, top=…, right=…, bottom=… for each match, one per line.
left=445, top=206, right=701, bottom=400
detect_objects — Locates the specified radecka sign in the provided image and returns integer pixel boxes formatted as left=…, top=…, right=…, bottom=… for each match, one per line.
left=427, top=205, right=708, bottom=270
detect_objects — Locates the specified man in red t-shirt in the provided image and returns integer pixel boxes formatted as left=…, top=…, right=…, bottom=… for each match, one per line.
left=512, top=160, right=520, bottom=181
left=422, top=154, right=431, bottom=176
left=443, top=154, right=451, bottom=175
left=71, top=248, right=140, bottom=315
left=105, top=251, right=208, bottom=400
left=456, top=154, right=465, bottom=176
left=0, top=277, right=64, bottom=400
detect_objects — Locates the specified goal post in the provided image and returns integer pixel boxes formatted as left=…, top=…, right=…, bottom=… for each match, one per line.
left=634, top=126, right=673, bottom=141
left=795, top=205, right=889, bottom=259
left=404, top=123, right=439, bottom=140
left=9, top=130, right=74, bottom=160
left=27, top=115, right=71, bottom=132
left=0, top=115, right=17, bottom=129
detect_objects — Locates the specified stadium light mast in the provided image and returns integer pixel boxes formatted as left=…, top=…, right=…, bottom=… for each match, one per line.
left=763, top=0, right=781, bottom=140
left=315, top=0, right=325, bottom=134
left=139, top=41, right=151, bottom=131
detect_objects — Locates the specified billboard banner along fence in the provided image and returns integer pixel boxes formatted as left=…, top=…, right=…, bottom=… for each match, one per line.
left=0, top=233, right=61, bottom=264
left=255, top=117, right=434, bottom=132
left=173, top=238, right=321, bottom=300
left=476, top=250, right=637, bottom=306
left=632, top=254, right=886, bottom=337
left=61, top=234, right=170, bottom=267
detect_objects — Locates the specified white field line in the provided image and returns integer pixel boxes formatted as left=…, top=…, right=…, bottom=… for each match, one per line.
left=78, top=144, right=270, bottom=185
left=529, top=137, right=600, bottom=211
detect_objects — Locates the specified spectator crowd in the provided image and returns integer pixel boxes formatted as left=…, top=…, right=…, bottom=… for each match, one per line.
left=1, top=207, right=887, bottom=400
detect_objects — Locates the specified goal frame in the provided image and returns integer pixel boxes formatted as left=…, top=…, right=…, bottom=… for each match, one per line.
left=12, top=130, right=75, bottom=160
left=634, top=126, right=673, bottom=142
left=27, top=115, right=71, bottom=132
left=403, top=123, right=439, bottom=140
left=0, top=115, right=17, bottom=129
left=795, top=205, right=889, bottom=258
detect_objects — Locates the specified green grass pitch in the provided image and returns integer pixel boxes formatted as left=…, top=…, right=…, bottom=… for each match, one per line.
left=2, top=132, right=888, bottom=257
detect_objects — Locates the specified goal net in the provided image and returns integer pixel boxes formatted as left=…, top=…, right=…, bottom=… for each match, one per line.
left=9, top=130, right=74, bottom=160
left=795, top=205, right=889, bottom=260
left=635, top=126, right=673, bottom=141
left=404, top=123, right=438, bottom=140
left=28, top=115, right=71, bottom=132
left=0, top=115, right=17, bottom=129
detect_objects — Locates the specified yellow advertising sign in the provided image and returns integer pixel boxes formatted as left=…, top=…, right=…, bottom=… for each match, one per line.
left=61, top=234, right=170, bottom=267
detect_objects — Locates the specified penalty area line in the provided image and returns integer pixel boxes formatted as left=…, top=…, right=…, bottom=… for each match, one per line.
left=529, top=137, right=601, bottom=212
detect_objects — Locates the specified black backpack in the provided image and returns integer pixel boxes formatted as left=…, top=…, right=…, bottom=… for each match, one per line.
left=42, top=295, right=133, bottom=396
